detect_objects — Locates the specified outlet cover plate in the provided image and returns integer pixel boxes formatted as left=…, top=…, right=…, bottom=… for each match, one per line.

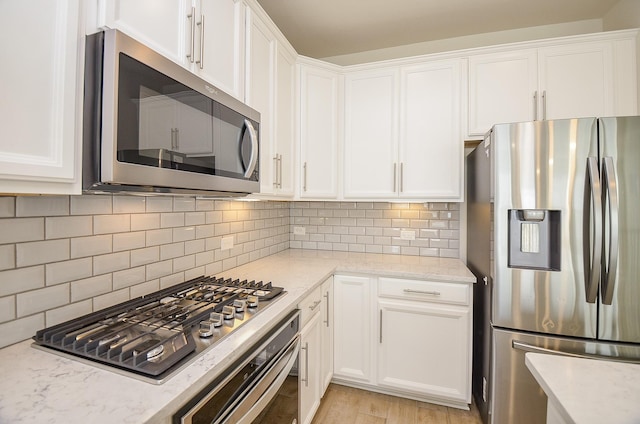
left=293, top=226, right=306, bottom=236
left=221, top=236, right=234, bottom=250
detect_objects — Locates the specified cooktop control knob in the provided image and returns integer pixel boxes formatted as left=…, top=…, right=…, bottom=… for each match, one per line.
left=247, top=295, right=259, bottom=308
left=234, top=299, right=247, bottom=313
left=222, top=305, right=235, bottom=320
left=210, top=312, right=223, bottom=328
left=199, top=321, right=214, bottom=338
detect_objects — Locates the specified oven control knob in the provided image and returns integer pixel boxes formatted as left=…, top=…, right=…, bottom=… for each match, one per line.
left=199, top=321, right=215, bottom=338
left=234, top=299, right=247, bottom=313
left=222, top=305, right=235, bottom=320
left=247, top=295, right=259, bottom=308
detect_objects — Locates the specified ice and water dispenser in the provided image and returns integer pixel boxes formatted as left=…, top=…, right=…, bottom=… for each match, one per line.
left=508, top=209, right=561, bottom=271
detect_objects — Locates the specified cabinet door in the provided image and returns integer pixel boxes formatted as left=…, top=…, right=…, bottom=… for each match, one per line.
left=378, top=299, right=470, bottom=403
left=197, top=0, right=245, bottom=99
left=300, top=312, right=321, bottom=424
left=299, top=63, right=340, bottom=198
left=333, top=275, right=373, bottom=383
left=468, top=50, right=538, bottom=136
left=320, top=277, right=334, bottom=396
left=100, top=0, right=186, bottom=65
left=245, top=9, right=276, bottom=194
left=538, top=42, right=614, bottom=120
left=273, top=45, right=296, bottom=197
left=0, top=0, right=82, bottom=194
left=399, top=59, right=463, bottom=200
left=344, top=68, right=399, bottom=198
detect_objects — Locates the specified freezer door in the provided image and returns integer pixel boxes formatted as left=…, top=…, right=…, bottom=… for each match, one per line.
left=491, top=327, right=640, bottom=424
left=492, top=119, right=598, bottom=337
left=598, top=116, right=640, bottom=343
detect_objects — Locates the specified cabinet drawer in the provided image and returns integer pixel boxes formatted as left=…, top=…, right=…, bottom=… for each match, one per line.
left=378, top=277, right=470, bottom=306
left=298, top=286, right=323, bottom=328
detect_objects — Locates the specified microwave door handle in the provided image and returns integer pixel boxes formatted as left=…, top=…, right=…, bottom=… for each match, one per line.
left=583, top=156, right=602, bottom=303
left=242, top=119, right=258, bottom=179
left=220, top=338, right=300, bottom=424
left=601, top=156, right=619, bottom=305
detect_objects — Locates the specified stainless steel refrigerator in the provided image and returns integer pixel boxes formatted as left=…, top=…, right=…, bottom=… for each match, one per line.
left=466, top=116, right=640, bottom=424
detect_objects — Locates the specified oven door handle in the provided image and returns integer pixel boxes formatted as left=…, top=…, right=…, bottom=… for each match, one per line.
left=221, top=336, right=300, bottom=424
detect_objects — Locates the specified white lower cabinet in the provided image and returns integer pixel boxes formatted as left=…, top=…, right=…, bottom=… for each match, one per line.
left=298, top=285, right=323, bottom=424
left=333, top=275, right=472, bottom=409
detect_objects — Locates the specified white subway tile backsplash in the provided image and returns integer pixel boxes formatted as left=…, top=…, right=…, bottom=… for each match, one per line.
left=185, top=239, right=205, bottom=255
left=113, top=266, right=146, bottom=290
left=130, top=246, right=159, bottom=267
left=93, top=288, right=130, bottom=311
left=0, top=266, right=44, bottom=297
left=173, top=254, right=195, bottom=272
left=17, top=284, right=69, bottom=317
left=130, top=279, right=160, bottom=298
left=0, top=314, right=44, bottom=348
left=45, top=300, right=92, bottom=327
left=0, top=245, right=15, bottom=271
left=131, top=213, right=160, bottom=231
left=71, top=196, right=112, bottom=215
left=16, top=196, right=68, bottom=217
left=45, top=258, right=92, bottom=286
left=206, top=210, right=223, bottom=224
left=0, top=296, right=16, bottom=323
left=0, top=218, right=44, bottom=244
left=46, top=216, right=92, bottom=239
left=17, top=239, right=69, bottom=267
left=160, top=272, right=185, bottom=289
left=146, top=228, right=173, bottom=246
left=70, top=235, right=112, bottom=258
left=93, top=251, right=130, bottom=275
left=185, top=212, right=206, bottom=226
left=112, top=196, right=146, bottom=213
left=0, top=197, right=15, bottom=217
left=161, top=242, right=185, bottom=260
left=71, top=274, right=112, bottom=302
left=113, top=231, right=146, bottom=252
left=94, top=214, right=131, bottom=234
left=173, top=226, right=195, bottom=242
left=145, top=197, right=173, bottom=212
left=173, top=197, right=195, bottom=212
left=161, top=212, right=185, bottom=228
left=146, top=260, right=173, bottom=280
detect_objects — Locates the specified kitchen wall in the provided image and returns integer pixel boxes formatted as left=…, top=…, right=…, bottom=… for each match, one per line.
left=289, top=202, right=460, bottom=257
left=0, top=196, right=460, bottom=349
left=0, top=195, right=289, bottom=349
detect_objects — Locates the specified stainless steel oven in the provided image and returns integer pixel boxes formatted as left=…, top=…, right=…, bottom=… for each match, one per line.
left=174, top=310, right=300, bottom=424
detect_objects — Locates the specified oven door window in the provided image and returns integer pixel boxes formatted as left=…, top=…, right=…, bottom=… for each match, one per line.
left=116, top=53, right=259, bottom=181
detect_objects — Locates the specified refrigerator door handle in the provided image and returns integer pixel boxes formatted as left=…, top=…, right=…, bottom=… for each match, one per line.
left=583, top=157, right=602, bottom=303
left=512, top=340, right=639, bottom=364
left=601, top=156, right=619, bottom=305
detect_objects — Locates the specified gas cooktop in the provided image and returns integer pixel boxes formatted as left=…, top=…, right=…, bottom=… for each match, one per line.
left=32, top=275, right=285, bottom=383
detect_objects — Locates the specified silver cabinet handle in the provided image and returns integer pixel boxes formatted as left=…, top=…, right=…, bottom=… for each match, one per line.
left=403, top=288, right=441, bottom=296
left=393, top=163, right=397, bottom=192
left=400, top=162, right=404, bottom=193
left=277, top=154, right=282, bottom=188
left=542, top=90, right=547, bottom=120
left=533, top=91, right=538, bottom=121
left=601, top=156, right=619, bottom=305
left=242, top=119, right=259, bottom=178
left=379, top=309, right=383, bottom=343
left=583, top=156, right=602, bottom=303
left=303, top=162, right=308, bottom=192
left=309, top=300, right=321, bottom=311
left=273, top=155, right=278, bottom=188
left=301, top=342, right=309, bottom=387
left=170, top=128, right=180, bottom=150
left=186, top=7, right=195, bottom=63
left=196, top=14, right=205, bottom=69
left=323, top=292, right=330, bottom=327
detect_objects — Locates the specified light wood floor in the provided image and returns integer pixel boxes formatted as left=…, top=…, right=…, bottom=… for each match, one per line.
left=311, top=384, right=482, bottom=424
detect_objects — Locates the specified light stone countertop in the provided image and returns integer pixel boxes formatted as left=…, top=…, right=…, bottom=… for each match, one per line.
left=525, top=353, right=640, bottom=424
left=0, top=249, right=474, bottom=424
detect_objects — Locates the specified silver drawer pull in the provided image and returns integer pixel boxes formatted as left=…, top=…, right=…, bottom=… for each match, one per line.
left=403, top=289, right=441, bottom=296
left=309, top=300, right=321, bottom=311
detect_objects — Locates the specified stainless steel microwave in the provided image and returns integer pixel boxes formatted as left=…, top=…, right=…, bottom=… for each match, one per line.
left=83, top=29, right=260, bottom=196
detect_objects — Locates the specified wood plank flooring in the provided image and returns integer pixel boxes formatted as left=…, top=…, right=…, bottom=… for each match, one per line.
left=311, top=384, right=482, bottom=424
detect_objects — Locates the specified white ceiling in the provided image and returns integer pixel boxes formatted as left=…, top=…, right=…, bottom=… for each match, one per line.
left=256, top=0, right=621, bottom=59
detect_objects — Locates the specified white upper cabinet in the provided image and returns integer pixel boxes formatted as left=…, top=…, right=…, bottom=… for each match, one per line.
left=399, top=59, right=464, bottom=200
left=0, top=0, right=83, bottom=194
left=343, top=68, right=399, bottom=198
left=245, top=7, right=296, bottom=198
left=468, top=33, right=637, bottom=137
left=468, top=50, right=538, bottom=135
left=343, top=60, right=464, bottom=201
left=298, top=60, right=341, bottom=199
left=98, top=0, right=246, bottom=99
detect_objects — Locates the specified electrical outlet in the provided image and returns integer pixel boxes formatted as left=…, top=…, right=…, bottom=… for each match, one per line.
left=293, top=226, right=306, bottom=236
left=400, top=230, right=415, bottom=240
left=221, top=236, right=234, bottom=251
